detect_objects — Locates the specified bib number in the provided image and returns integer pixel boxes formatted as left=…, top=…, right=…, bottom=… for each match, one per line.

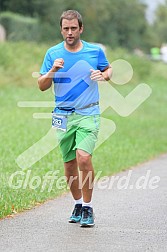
left=52, top=113, right=67, bottom=131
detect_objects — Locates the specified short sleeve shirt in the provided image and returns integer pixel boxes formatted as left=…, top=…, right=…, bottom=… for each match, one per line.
left=40, top=40, right=110, bottom=115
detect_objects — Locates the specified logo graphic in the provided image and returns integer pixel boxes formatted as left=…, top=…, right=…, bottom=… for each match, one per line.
left=53, top=60, right=91, bottom=102
left=16, top=59, right=152, bottom=169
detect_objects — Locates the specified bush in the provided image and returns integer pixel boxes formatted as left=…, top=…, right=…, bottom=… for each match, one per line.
left=0, top=11, right=40, bottom=41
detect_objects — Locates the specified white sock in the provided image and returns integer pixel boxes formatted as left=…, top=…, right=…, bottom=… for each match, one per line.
left=82, top=201, right=92, bottom=208
left=74, top=197, right=83, bottom=205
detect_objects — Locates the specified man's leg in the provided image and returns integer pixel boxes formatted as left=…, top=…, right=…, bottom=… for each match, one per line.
left=76, top=149, right=95, bottom=227
left=76, top=149, right=94, bottom=203
left=64, top=158, right=83, bottom=223
left=64, top=158, right=82, bottom=200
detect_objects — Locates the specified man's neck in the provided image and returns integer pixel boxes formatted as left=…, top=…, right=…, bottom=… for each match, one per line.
left=64, top=40, right=83, bottom=52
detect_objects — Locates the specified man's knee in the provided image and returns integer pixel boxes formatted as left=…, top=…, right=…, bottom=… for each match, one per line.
left=77, top=150, right=93, bottom=171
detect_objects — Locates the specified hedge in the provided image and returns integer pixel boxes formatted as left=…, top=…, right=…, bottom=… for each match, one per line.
left=0, top=12, right=40, bottom=41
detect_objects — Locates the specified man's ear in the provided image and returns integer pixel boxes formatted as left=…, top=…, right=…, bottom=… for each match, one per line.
left=80, top=26, right=84, bottom=34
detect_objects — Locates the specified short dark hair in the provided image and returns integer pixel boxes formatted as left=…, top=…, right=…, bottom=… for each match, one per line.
left=60, top=10, right=83, bottom=28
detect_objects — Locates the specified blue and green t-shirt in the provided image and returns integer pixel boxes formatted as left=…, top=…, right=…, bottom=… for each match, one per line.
left=40, top=40, right=110, bottom=115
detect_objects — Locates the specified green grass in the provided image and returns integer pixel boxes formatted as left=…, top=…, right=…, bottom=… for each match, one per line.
left=0, top=42, right=167, bottom=219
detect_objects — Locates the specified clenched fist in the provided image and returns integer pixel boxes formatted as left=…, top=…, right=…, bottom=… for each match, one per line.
left=52, top=58, right=64, bottom=72
left=90, top=69, right=105, bottom=81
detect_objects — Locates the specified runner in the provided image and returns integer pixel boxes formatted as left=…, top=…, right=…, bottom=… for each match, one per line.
left=38, top=10, right=112, bottom=227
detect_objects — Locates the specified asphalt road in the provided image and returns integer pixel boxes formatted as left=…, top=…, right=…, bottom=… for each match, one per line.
left=0, top=154, right=167, bottom=252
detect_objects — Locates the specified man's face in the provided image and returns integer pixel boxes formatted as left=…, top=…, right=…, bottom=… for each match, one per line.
left=61, top=18, right=83, bottom=47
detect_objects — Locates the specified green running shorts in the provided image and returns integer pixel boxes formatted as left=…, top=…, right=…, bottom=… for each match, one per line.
left=56, top=113, right=100, bottom=162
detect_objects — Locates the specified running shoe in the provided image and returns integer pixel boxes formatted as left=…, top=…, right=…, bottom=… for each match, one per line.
left=80, top=206, right=95, bottom=227
left=69, top=204, right=82, bottom=223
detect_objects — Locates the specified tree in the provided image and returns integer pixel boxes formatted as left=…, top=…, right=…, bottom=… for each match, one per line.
left=0, top=0, right=151, bottom=50
left=0, top=0, right=48, bottom=17
left=98, top=0, right=149, bottom=49
left=152, top=0, right=167, bottom=46
left=38, top=0, right=149, bottom=50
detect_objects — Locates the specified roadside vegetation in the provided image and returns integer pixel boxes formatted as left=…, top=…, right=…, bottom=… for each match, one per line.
left=0, top=42, right=166, bottom=218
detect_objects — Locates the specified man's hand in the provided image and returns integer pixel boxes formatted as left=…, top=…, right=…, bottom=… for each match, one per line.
left=51, top=58, right=64, bottom=72
left=90, top=66, right=112, bottom=82
left=90, top=69, right=105, bottom=81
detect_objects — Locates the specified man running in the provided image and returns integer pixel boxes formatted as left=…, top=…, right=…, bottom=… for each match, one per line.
left=38, top=10, right=112, bottom=227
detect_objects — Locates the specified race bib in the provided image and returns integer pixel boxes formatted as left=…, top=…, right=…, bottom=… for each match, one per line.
left=52, top=113, right=67, bottom=131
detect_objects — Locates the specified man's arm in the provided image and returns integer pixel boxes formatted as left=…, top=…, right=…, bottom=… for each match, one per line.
left=38, top=58, right=64, bottom=91
left=38, top=71, right=54, bottom=91
left=101, top=66, right=112, bottom=81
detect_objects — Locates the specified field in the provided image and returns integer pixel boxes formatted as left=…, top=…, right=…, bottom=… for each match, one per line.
left=0, top=42, right=167, bottom=218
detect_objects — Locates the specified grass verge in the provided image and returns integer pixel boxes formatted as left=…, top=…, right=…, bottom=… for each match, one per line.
left=0, top=42, right=167, bottom=218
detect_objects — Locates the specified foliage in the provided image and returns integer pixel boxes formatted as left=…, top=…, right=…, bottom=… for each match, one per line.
left=0, top=42, right=167, bottom=218
left=0, top=11, right=40, bottom=41
left=0, top=0, right=48, bottom=17
left=151, top=0, right=167, bottom=46
left=0, top=0, right=151, bottom=50
left=38, top=0, right=150, bottom=50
